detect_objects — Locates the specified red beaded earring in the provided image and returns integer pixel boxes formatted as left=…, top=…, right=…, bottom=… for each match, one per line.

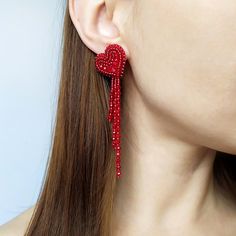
left=95, top=44, right=127, bottom=179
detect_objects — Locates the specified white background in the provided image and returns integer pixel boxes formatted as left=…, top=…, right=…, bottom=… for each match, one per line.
left=0, top=0, right=65, bottom=225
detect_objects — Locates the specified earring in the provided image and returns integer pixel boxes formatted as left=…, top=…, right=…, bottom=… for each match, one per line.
left=95, top=44, right=127, bottom=179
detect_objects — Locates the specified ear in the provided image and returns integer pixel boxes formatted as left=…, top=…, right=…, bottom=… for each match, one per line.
left=68, top=0, right=130, bottom=58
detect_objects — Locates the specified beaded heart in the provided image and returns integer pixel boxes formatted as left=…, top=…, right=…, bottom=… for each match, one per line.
left=95, top=44, right=126, bottom=78
left=95, top=43, right=127, bottom=179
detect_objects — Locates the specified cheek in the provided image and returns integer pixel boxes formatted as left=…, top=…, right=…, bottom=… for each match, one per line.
left=134, top=0, right=236, bottom=76
left=126, top=0, right=236, bottom=154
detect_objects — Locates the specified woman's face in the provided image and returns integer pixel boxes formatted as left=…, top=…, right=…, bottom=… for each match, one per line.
left=122, top=0, right=236, bottom=154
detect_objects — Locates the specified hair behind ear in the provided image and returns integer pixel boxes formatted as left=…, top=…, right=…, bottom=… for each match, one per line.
left=25, top=3, right=117, bottom=235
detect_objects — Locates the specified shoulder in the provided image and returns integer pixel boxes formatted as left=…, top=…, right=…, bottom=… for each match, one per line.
left=0, top=204, right=36, bottom=236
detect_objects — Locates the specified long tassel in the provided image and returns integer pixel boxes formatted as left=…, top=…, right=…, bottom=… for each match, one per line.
left=107, top=76, right=121, bottom=178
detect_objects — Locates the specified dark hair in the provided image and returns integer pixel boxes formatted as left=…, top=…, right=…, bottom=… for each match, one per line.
left=25, top=2, right=236, bottom=235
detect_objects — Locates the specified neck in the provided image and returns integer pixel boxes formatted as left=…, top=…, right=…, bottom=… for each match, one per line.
left=111, top=74, right=224, bottom=234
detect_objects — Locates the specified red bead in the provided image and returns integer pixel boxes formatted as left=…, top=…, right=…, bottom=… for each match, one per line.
left=117, top=172, right=121, bottom=178
left=116, top=164, right=121, bottom=168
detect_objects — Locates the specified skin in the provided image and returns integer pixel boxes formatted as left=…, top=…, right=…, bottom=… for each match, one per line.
left=0, top=205, right=35, bottom=235
left=2, top=0, right=236, bottom=235
left=68, top=0, right=236, bottom=235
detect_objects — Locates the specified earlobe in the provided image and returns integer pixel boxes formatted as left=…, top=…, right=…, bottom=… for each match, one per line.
left=68, top=0, right=129, bottom=57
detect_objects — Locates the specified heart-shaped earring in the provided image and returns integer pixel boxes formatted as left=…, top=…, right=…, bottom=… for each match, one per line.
left=95, top=44, right=127, bottom=179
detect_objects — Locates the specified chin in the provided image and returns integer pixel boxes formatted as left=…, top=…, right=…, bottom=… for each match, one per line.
left=215, top=141, right=236, bottom=155
left=211, top=128, right=236, bottom=155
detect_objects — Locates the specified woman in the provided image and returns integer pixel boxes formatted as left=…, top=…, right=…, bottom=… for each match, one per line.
left=1, top=0, right=236, bottom=235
